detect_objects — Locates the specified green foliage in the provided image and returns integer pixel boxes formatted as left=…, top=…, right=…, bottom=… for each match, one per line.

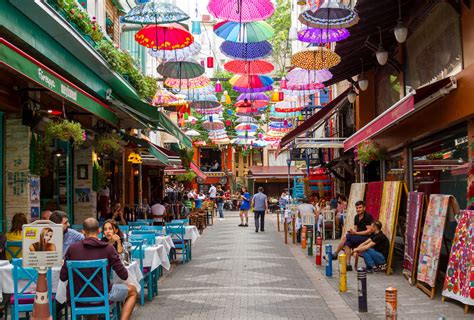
left=56, top=0, right=104, bottom=42
left=175, top=171, right=196, bottom=182
left=267, top=0, right=291, bottom=76
left=356, top=140, right=386, bottom=165
left=95, top=133, right=122, bottom=155
left=45, top=120, right=85, bottom=147
left=92, top=161, right=107, bottom=191
left=178, top=148, right=195, bottom=168
left=30, top=134, right=52, bottom=176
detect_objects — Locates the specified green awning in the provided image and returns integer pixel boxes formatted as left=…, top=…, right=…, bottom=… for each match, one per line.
left=121, top=134, right=169, bottom=165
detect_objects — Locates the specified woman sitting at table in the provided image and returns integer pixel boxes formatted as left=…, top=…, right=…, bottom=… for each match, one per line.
left=6, top=213, right=28, bottom=260
left=29, top=227, right=57, bottom=252
left=101, top=219, right=124, bottom=254
left=112, top=203, right=127, bottom=226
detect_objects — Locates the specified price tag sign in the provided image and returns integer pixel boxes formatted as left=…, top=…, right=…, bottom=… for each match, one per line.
left=22, top=220, right=63, bottom=268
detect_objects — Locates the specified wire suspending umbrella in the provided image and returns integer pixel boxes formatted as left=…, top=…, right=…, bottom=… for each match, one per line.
left=214, top=21, right=274, bottom=43
left=298, top=2, right=359, bottom=29
left=157, top=59, right=205, bottom=79
left=208, top=0, right=275, bottom=22
left=135, top=24, right=193, bottom=50
left=291, top=47, right=341, bottom=70
left=298, top=28, right=350, bottom=44
left=148, top=42, right=201, bottom=60
left=220, top=41, right=272, bottom=60
left=123, top=1, right=190, bottom=25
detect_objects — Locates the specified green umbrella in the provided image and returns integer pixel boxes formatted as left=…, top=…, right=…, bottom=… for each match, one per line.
left=157, top=59, right=205, bottom=79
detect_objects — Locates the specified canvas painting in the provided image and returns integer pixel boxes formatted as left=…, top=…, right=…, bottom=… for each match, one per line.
left=403, top=192, right=425, bottom=281
left=378, top=181, right=403, bottom=242
left=342, top=183, right=366, bottom=235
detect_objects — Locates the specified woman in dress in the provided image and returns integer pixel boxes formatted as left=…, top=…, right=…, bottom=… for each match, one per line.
left=238, top=187, right=250, bottom=227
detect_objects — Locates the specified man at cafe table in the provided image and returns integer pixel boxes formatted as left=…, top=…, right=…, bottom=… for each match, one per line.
left=60, top=218, right=137, bottom=320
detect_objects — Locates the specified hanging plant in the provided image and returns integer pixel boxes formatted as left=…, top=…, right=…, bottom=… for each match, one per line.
left=92, top=161, right=107, bottom=191
left=45, top=119, right=85, bottom=147
left=356, top=140, right=386, bottom=165
left=95, top=133, right=122, bottom=155
left=30, top=134, right=52, bottom=176
left=175, top=171, right=196, bottom=182
left=178, top=148, right=195, bottom=168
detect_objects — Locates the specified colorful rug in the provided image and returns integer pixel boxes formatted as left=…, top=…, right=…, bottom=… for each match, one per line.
left=403, top=192, right=425, bottom=282
left=342, top=183, right=366, bottom=235
left=417, top=194, right=458, bottom=287
left=442, top=210, right=474, bottom=306
left=379, top=181, right=403, bottom=242
left=365, top=181, right=384, bottom=221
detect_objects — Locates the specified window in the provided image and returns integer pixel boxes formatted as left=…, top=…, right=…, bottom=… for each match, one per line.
left=199, top=148, right=222, bottom=172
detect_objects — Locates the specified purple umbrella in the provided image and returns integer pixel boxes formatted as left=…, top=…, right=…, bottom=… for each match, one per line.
left=233, top=85, right=273, bottom=93
left=298, top=2, right=359, bottom=29
left=298, top=28, right=350, bottom=43
left=237, top=93, right=269, bottom=101
left=220, top=41, right=272, bottom=60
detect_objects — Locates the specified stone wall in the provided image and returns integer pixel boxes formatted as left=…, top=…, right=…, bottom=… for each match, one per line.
left=73, top=146, right=96, bottom=223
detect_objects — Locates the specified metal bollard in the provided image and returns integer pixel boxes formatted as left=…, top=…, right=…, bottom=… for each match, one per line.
left=386, top=287, right=397, bottom=320
left=357, top=267, right=368, bottom=313
left=315, top=236, right=322, bottom=265
left=292, top=216, right=296, bottom=244
left=325, top=244, right=333, bottom=277
left=339, top=253, right=347, bottom=292
left=307, top=229, right=313, bottom=256
left=301, top=225, right=307, bottom=249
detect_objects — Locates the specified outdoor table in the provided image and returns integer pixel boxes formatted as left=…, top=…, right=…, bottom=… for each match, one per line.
left=138, top=244, right=170, bottom=271
left=184, top=225, right=200, bottom=244
left=155, top=235, right=175, bottom=254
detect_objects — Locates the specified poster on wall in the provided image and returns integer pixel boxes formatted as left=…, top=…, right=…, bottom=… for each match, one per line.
left=342, top=183, right=366, bottom=235
left=403, top=192, right=425, bottom=284
left=442, top=210, right=474, bottom=307
left=365, top=181, right=384, bottom=221
left=31, top=207, right=40, bottom=221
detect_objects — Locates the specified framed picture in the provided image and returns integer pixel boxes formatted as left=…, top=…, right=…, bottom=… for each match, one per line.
left=77, top=165, right=88, bottom=180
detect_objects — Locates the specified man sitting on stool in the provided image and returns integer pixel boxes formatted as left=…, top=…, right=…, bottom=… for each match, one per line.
left=353, top=221, right=389, bottom=272
left=331, top=200, right=374, bottom=271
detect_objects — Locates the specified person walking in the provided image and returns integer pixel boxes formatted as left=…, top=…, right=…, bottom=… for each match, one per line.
left=251, top=187, right=268, bottom=233
left=216, top=185, right=225, bottom=220
left=238, top=187, right=250, bottom=227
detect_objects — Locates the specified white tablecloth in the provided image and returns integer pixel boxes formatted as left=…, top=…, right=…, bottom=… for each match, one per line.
left=155, top=235, right=174, bottom=254
left=184, top=226, right=200, bottom=243
left=138, top=245, right=170, bottom=271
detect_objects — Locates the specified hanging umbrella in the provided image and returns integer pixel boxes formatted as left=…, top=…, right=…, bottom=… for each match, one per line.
left=269, top=121, right=293, bottom=130
left=213, top=138, right=231, bottom=145
left=165, top=76, right=211, bottom=89
left=224, top=60, right=274, bottom=75
left=237, top=92, right=269, bottom=101
left=235, top=100, right=268, bottom=108
left=214, top=21, right=274, bottom=43
left=152, top=88, right=178, bottom=106
left=236, top=108, right=261, bottom=116
left=251, top=140, right=269, bottom=147
left=287, top=83, right=325, bottom=91
left=233, top=85, right=273, bottom=93
left=157, top=59, right=204, bottom=79
left=236, top=116, right=258, bottom=123
left=194, top=106, right=223, bottom=115
left=274, top=101, right=303, bottom=113
left=184, top=129, right=200, bottom=137
left=148, top=42, right=201, bottom=60
left=135, top=24, right=193, bottom=50
left=177, top=86, right=215, bottom=96
left=298, top=28, right=350, bottom=44
left=203, top=120, right=225, bottom=131
left=185, top=116, right=198, bottom=123
left=291, top=47, right=341, bottom=70
left=229, top=75, right=274, bottom=88
left=235, top=123, right=259, bottom=131
left=190, top=100, right=221, bottom=110
left=220, top=41, right=272, bottom=60
left=123, top=1, right=190, bottom=25
left=298, top=2, right=359, bottom=29
left=208, top=0, right=275, bottom=22
left=286, top=68, right=333, bottom=85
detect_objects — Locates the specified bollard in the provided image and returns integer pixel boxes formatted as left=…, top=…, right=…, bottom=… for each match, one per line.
left=284, top=219, right=288, bottom=244
left=325, top=244, right=333, bottom=277
left=301, top=226, right=307, bottom=249
left=386, top=287, right=397, bottom=320
left=307, top=229, right=313, bottom=256
left=315, top=236, right=322, bottom=265
left=31, top=267, right=52, bottom=320
left=292, top=216, right=296, bottom=244
left=277, top=210, right=281, bottom=232
left=339, top=253, right=347, bottom=292
left=357, top=267, right=368, bottom=313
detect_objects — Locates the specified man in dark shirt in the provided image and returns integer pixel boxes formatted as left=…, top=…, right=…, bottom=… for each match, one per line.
left=216, top=185, right=225, bottom=219
left=332, top=200, right=374, bottom=271
left=60, top=218, right=137, bottom=320
left=353, top=221, right=389, bottom=272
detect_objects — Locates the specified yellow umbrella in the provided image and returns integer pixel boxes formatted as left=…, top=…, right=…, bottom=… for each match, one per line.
left=291, top=47, right=341, bottom=70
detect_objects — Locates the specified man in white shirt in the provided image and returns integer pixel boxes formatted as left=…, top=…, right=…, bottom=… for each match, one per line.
left=151, top=200, right=167, bottom=225
left=209, top=184, right=217, bottom=201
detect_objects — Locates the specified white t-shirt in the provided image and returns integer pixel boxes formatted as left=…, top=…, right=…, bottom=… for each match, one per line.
left=298, top=203, right=316, bottom=225
left=151, top=203, right=166, bottom=222
left=198, top=194, right=206, bottom=200
left=209, top=186, right=217, bottom=198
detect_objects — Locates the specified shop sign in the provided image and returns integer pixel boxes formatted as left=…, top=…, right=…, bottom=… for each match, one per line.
left=22, top=221, right=63, bottom=268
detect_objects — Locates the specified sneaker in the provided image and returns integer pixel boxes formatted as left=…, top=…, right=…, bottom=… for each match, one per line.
left=238, top=224, right=244, bottom=227
left=346, top=265, right=353, bottom=272
left=244, top=224, right=248, bottom=227
left=366, top=267, right=374, bottom=274
left=260, top=229, right=265, bottom=232
left=331, top=253, right=338, bottom=261
left=378, top=263, right=387, bottom=271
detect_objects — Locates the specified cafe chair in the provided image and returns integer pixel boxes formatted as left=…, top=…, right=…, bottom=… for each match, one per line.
left=135, top=219, right=153, bottom=226
left=129, top=240, right=154, bottom=305
left=129, top=233, right=156, bottom=246
left=66, top=259, right=120, bottom=320
left=5, top=240, right=22, bottom=260
left=118, top=225, right=129, bottom=234
left=165, top=223, right=190, bottom=264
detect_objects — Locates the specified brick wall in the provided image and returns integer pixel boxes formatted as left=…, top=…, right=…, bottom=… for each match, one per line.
left=73, top=146, right=96, bottom=223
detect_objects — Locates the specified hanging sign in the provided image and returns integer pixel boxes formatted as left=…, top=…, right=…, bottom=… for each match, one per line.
left=22, top=220, right=63, bottom=268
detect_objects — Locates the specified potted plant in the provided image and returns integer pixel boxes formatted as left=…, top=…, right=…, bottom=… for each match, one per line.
left=356, top=140, right=386, bottom=165
left=45, top=119, right=85, bottom=147
left=95, top=133, right=122, bottom=155
left=175, top=171, right=197, bottom=182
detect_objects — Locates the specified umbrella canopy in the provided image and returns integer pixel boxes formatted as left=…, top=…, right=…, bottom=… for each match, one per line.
left=237, top=92, right=269, bottom=101
left=220, top=41, right=272, bottom=60
left=203, top=120, right=225, bottom=131
left=236, top=116, right=258, bottom=123
left=148, top=42, right=201, bottom=60
left=298, top=28, right=350, bottom=44
left=287, top=83, right=325, bottom=91
left=190, top=100, right=221, bottom=110
left=236, top=109, right=261, bottom=116
left=298, top=2, right=359, bottom=29
left=135, top=24, right=193, bottom=50
left=184, top=129, right=200, bottom=137
left=229, top=75, right=274, bottom=88
left=165, top=76, right=211, bottom=89
left=157, top=59, right=204, bottom=79
left=194, top=106, right=223, bottom=115
left=123, top=1, right=189, bottom=25
left=208, top=0, right=275, bottom=22
left=274, top=101, right=303, bottom=113
left=291, top=47, right=341, bottom=70
left=152, top=88, right=178, bottom=105
left=235, top=123, right=259, bottom=131
left=233, top=85, right=273, bottom=93
left=224, top=60, right=274, bottom=75
left=286, top=68, right=333, bottom=85
left=183, top=92, right=218, bottom=102
left=214, top=21, right=274, bottom=43
left=212, top=138, right=231, bottom=145
left=235, top=100, right=268, bottom=108
left=177, top=85, right=215, bottom=95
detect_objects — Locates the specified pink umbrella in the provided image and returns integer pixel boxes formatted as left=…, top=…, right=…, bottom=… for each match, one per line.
left=286, top=68, right=333, bottom=85
left=208, top=0, right=275, bottom=23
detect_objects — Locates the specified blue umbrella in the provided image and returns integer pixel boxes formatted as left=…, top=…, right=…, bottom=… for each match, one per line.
left=122, top=1, right=189, bottom=25
left=220, top=41, right=272, bottom=60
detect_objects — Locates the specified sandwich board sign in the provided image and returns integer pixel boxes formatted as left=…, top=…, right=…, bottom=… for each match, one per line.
left=22, top=220, right=63, bottom=267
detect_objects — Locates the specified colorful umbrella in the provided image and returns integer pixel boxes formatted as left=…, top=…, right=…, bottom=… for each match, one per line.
left=213, top=138, right=231, bottom=145
left=235, top=123, right=259, bottom=131
left=152, top=88, right=178, bottom=106
left=135, top=24, right=193, bottom=50
left=298, top=2, right=359, bottom=29
left=194, top=106, right=223, bottom=115
left=229, top=75, right=274, bottom=88
left=235, top=100, right=268, bottom=108
left=183, top=92, right=218, bottom=102
left=236, top=108, right=261, bottom=116
left=233, top=85, right=273, bottom=93
left=298, top=28, right=350, bottom=44
left=220, top=41, right=272, bottom=60
left=190, top=100, right=221, bottom=110
left=165, top=76, right=211, bottom=89
left=214, top=21, right=274, bottom=43
left=157, top=59, right=204, bottom=79
left=251, top=140, right=269, bottom=147
left=123, top=1, right=189, bottom=25
left=269, top=121, right=293, bottom=130
left=208, top=0, right=275, bottom=22
left=185, top=116, right=198, bottom=123
left=274, top=101, right=303, bottom=113
left=236, top=116, right=258, bottom=123
left=184, top=129, right=200, bottom=137
left=287, top=83, right=325, bottom=91
left=291, top=47, right=341, bottom=70
left=148, top=42, right=201, bottom=60
left=224, top=60, right=274, bottom=75
left=237, top=92, right=269, bottom=101
left=203, top=120, right=225, bottom=131
left=177, top=85, right=215, bottom=95
left=286, top=68, right=333, bottom=85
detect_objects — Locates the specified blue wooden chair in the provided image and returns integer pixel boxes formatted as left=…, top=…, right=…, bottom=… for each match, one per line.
left=137, top=226, right=164, bottom=235
left=135, top=219, right=153, bottom=226
left=118, top=225, right=129, bottom=234
left=129, top=233, right=156, bottom=246
left=70, top=224, right=83, bottom=231
left=128, top=221, right=149, bottom=227
left=129, top=240, right=154, bottom=305
left=171, top=219, right=189, bottom=225
left=9, top=258, right=53, bottom=320
left=5, top=240, right=22, bottom=261
left=66, top=259, right=119, bottom=320
left=165, top=223, right=190, bottom=264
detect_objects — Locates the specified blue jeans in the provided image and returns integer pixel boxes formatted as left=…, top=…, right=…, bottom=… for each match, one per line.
left=360, top=248, right=386, bottom=268
left=217, top=202, right=224, bottom=218
left=254, top=211, right=265, bottom=231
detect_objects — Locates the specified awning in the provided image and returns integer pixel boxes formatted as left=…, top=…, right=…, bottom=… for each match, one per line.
left=248, top=166, right=304, bottom=179
left=343, top=77, right=457, bottom=151
left=279, top=88, right=350, bottom=149
left=294, top=138, right=345, bottom=149
left=190, top=162, right=207, bottom=180
left=122, top=134, right=169, bottom=165
left=0, top=38, right=118, bottom=125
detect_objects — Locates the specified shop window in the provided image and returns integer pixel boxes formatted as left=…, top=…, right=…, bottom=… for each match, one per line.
left=375, top=65, right=401, bottom=115
left=385, top=152, right=405, bottom=181
left=412, top=125, right=468, bottom=208
left=252, top=150, right=263, bottom=166
left=406, top=3, right=462, bottom=89
left=199, top=148, right=222, bottom=172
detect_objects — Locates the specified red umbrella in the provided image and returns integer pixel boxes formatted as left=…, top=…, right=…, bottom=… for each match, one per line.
left=224, top=60, right=274, bottom=75
left=235, top=100, right=268, bottom=108
left=135, top=23, right=194, bottom=50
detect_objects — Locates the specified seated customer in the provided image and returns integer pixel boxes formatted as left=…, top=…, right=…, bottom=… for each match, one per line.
left=101, top=219, right=124, bottom=254
left=353, top=221, right=389, bottom=272
left=60, top=218, right=137, bottom=320
left=50, top=211, right=84, bottom=256
left=151, top=199, right=167, bottom=225
left=331, top=201, right=374, bottom=271
left=6, top=213, right=28, bottom=260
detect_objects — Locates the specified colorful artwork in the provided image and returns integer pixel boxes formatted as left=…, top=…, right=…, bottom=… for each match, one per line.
left=417, top=195, right=458, bottom=287
left=75, top=188, right=91, bottom=203
left=365, top=181, right=384, bottom=221
left=342, top=183, right=366, bottom=235
left=379, top=181, right=403, bottom=242
left=442, top=210, right=474, bottom=306
left=403, top=192, right=425, bottom=282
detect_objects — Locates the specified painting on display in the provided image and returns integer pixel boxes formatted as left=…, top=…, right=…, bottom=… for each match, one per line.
left=75, top=188, right=91, bottom=203
left=365, top=181, right=384, bottom=221
left=442, top=210, right=474, bottom=306
left=342, top=183, right=366, bottom=235
left=403, top=192, right=425, bottom=284
left=378, top=181, right=404, bottom=242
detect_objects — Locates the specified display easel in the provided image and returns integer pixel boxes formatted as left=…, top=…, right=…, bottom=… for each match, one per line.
left=342, top=183, right=367, bottom=235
